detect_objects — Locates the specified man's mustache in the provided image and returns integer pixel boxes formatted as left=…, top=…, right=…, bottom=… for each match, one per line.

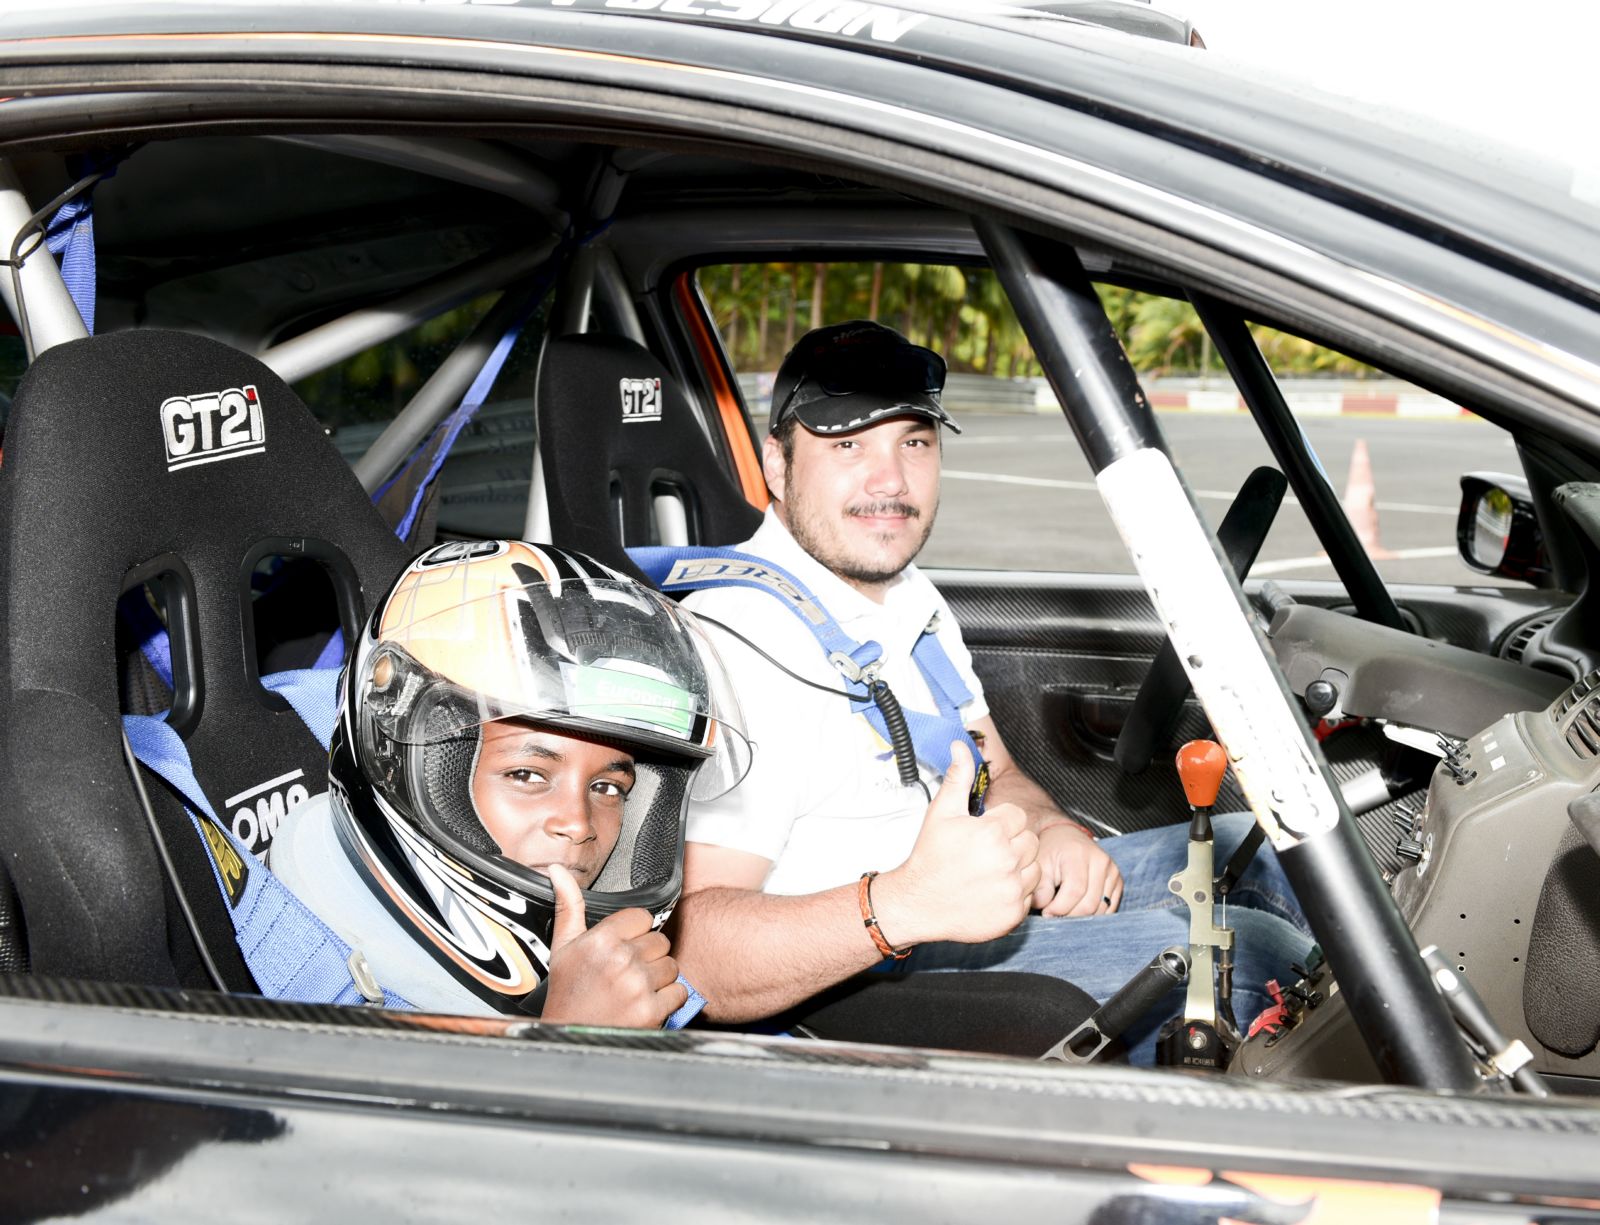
left=846, top=500, right=921, bottom=519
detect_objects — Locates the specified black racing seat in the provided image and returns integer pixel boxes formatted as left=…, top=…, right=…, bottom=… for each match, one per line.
left=0, top=330, right=409, bottom=990
left=536, top=334, right=762, bottom=581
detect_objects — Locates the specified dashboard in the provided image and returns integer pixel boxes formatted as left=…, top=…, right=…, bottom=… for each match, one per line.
left=1236, top=672, right=1600, bottom=1085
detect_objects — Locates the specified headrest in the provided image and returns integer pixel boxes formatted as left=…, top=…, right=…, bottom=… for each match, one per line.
left=0, top=329, right=410, bottom=847
left=536, top=334, right=762, bottom=581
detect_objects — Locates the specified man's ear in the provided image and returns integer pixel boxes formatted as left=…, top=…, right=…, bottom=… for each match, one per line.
left=761, top=434, right=787, bottom=503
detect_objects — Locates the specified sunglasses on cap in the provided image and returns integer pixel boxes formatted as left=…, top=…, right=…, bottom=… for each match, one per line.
left=776, top=334, right=947, bottom=421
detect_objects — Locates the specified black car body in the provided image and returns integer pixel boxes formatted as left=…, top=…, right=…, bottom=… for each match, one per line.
left=2, top=0, right=1600, bottom=1217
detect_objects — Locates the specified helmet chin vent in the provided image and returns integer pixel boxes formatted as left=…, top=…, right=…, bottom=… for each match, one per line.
left=634, top=765, right=687, bottom=887
left=420, top=710, right=499, bottom=859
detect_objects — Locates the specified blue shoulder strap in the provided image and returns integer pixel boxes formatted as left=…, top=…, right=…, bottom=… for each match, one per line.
left=374, top=219, right=611, bottom=542
left=629, top=545, right=978, bottom=776
left=122, top=706, right=413, bottom=1009
left=261, top=664, right=342, bottom=749
left=378, top=302, right=534, bottom=543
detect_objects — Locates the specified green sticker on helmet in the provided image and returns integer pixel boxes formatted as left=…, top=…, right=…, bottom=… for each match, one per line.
left=566, top=664, right=695, bottom=736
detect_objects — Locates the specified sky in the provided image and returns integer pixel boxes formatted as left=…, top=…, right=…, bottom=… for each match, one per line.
left=1166, top=0, right=1600, bottom=184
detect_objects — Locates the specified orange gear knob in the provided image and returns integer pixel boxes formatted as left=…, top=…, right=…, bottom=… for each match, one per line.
left=1176, top=739, right=1228, bottom=809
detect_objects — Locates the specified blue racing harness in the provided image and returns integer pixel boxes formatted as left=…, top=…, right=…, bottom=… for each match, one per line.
left=628, top=546, right=982, bottom=781
left=122, top=668, right=414, bottom=1009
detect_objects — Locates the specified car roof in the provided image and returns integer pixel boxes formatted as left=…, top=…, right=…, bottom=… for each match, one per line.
left=6, top=0, right=1600, bottom=441
left=2, top=0, right=1593, bottom=309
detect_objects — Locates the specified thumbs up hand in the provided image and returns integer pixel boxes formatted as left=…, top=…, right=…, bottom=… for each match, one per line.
left=871, top=741, right=1041, bottom=949
left=539, top=863, right=689, bottom=1028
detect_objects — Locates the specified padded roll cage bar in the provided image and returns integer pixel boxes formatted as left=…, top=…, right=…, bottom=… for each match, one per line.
left=978, top=217, right=1478, bottom=1092
left=0, top=161, right=90, bottom=359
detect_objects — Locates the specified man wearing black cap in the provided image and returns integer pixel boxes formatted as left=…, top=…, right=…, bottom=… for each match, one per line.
left=671, top=321, right=1313, bottom=1062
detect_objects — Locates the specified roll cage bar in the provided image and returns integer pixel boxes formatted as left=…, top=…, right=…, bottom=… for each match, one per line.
left=1190, top=293, right=1409, bottom=633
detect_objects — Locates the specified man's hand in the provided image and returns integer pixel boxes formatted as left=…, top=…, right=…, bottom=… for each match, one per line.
left=874, top=741, right=1041, bottom=948
left=1032, top=822, right=1123, bottom=917
left=540, top=863, right=689, bottom=1028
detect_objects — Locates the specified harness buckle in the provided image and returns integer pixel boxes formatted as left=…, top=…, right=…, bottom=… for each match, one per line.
left=829, top=650, right=880, bottom=686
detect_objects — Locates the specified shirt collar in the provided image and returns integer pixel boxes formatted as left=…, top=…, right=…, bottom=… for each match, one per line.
left=747, top=508, right=937, bottom=648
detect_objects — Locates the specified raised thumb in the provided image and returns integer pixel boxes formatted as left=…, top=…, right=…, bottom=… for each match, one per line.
left=546, top=863, right=587, bottom=952
left=928, top=738, right=975, bottom=819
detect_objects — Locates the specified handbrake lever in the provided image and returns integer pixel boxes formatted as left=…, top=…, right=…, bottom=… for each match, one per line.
left=1043, top=946, right=1191, bottom=1063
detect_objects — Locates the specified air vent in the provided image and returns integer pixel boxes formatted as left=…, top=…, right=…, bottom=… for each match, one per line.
left=1548, top=671, right=1600, bottom=719
left=1563, top=689, right=1600, bottom=758
left=1554, top=668, right=1600, bottom=723
left=1504, top=613, right=1557, bottom=663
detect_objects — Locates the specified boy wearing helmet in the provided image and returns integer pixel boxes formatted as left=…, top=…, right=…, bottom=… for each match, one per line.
left=271, top=540, right=750, bottom=1027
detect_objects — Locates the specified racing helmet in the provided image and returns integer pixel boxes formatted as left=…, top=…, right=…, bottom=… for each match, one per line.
left=327, top=540, right=750, bottom=1015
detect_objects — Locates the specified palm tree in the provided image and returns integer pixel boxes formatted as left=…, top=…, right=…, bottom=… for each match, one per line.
left=696, top=261, right=1374, bottom=378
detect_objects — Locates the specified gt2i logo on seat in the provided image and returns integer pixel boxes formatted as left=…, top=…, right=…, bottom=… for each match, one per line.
left=160, top=383, right=266, bottom=473
left=620, top=377, right=663, bottom=424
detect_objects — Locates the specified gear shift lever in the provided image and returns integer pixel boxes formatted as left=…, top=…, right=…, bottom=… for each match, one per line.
left=1158, top=739, right=1237, bottom=1069
left=1177, top=738, right=1227, bottom=828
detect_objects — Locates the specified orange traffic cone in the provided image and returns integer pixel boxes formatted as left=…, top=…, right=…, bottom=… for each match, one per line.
left=1341, top=438, right=1395, bottom=559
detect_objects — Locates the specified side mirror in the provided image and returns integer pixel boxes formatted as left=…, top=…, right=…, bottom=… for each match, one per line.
left=1457, top=472, right=1550, bottom=584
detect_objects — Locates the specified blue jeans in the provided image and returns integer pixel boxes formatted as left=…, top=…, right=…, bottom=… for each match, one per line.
left=900, top=813, right=1315, bottom=1065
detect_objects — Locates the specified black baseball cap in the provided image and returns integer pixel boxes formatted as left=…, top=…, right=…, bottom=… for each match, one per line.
left=768, top=320, right=961, bottom=436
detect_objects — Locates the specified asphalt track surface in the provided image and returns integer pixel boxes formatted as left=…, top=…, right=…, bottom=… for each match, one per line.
left=920, top=409, right=1519, bottom=588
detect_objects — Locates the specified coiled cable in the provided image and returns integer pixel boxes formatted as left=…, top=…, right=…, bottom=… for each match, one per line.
left=868, top=678, right=921, bottom=790
left=695, top=612, right=929, bottom=800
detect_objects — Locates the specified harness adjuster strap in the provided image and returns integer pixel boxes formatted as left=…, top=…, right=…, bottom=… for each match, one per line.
left=347, top=950, right=386, bottom=1005
left=828, top=644, right=883, bottom=686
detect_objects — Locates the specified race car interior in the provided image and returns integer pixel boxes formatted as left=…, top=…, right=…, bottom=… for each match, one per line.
left=1, top=124, right=1597, bottom=1096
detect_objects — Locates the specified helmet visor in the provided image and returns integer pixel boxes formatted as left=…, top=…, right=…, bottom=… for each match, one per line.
left=365, top=577, right=751, bottom=801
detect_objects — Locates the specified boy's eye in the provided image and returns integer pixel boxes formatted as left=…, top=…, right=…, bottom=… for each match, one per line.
left=592, top=779, right=629, bottom=798
left=504, top=768, right=546, bottom=785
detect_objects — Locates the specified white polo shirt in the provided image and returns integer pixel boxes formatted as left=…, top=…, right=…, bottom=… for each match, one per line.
left=683, top=510, right=987, bottom=896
